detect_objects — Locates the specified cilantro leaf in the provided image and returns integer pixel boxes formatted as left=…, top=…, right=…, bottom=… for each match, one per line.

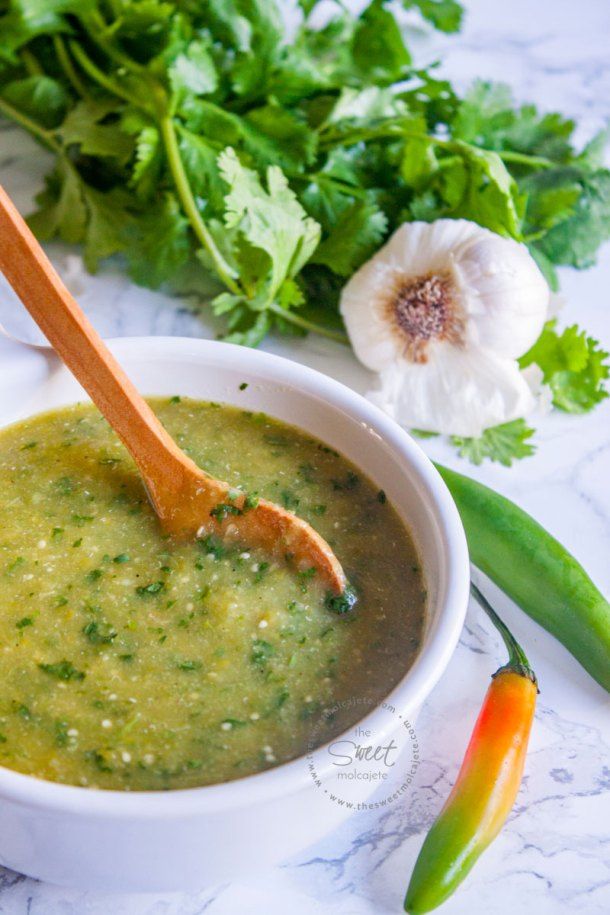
left=243, top=104, right=318, bottom=172
left=520, top=320, right=610, bottom=414
left=324, top=86, right=409, bottom=132
left=577, top=128, right=610, bottom=169
left=402, top=0, right=464, bottom=33
left=227, top=0, right=283, bottom=97
left=408, top=140, right=525, bottom=238
left=452, top=80, right=575, bottom=162
left=311, top=200, right=388, bottom=277
left=218, top=147, right=321, bottom=306
left=60, top=99, right=134, bottom=162
left=451, top=81, right=515, bottom=145
left=177, top=126, right=226, bottom=211
left=27, top=159, right=134, bottom=270
left=401, top=132, right=438, bottom=189
left=1, top=75, right=69, bottom=129
left=297, top=0, right=318, bottom=16
left=203, top=0, right=255, bottom=52
left=127, top=192, right=191, bottom=287
left=301, top=174, right=357, bottom=235
left=181, top=99, right=316, bottom=174
left=445, top=142, right=525, bottom=238
left=451, top=420, right=536, bottom=467
left=27, top=159, right=88, bottom=245
left=277, top=5, right=411, bottom=96
left=131, top=125, right=163, bottom=201
left=351, top=2, right=412, bottom=84
left=536, top=169, right=610, bottom=269
left=108, top=0, right=174, bottom=62
left=0, top=0, right=93, bottom=63
left=273, top=15, right=355, bottom=100
left=81, top=186, right=134, bottom=272
left=169, top=39, right=218, bottom=99
left=214, top=304, right=273, bottom=347
left=524, top=183, right=581, bottom=236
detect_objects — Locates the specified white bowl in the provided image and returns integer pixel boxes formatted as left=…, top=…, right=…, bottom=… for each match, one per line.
left=0, top=337, right=469, bottom=891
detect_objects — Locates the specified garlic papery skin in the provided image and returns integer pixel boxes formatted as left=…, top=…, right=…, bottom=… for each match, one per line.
left=368, top=348, right=537, bottom=438
left=340, top=219, right=549, bottom=437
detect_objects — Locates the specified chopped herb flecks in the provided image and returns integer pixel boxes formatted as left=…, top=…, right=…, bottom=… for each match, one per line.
left=83, top=620, right=117, bottom=645
left=251, top=639, right=275, bottom=669
left=39, top=660, right=85, bottom=681
left=176, top=659, right=202, bottom=671
left=281, top=490, right=300, bottom=511
left=324, top=586, right=358, bottom=615
left=136, top=581, right=165, bottom=597
left=210, top=502, right=241, bottom=522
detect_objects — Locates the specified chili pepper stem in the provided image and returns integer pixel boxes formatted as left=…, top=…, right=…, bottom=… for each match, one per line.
left=470, top=583, right=537, bottom=686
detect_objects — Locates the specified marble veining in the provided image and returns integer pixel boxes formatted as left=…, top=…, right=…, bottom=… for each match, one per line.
left=0, top=0, right=609, bottom=912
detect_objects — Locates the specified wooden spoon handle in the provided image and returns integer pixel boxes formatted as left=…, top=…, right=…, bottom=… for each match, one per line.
left=0, top=187, right=346, bottom=592
left=0, top=184, right=192, bottom=492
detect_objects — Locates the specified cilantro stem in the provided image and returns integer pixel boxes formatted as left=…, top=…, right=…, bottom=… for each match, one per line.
left=81, top=11, right=148, bottom=76
left=159, top=115, right=241, bottom=294
left=53, top=36, right=90, bottom=100
left=302, top=173, right=370, bottom=200
left=434, top=138, right=554, bottom=170
left=267, top=303, right=349, bottom=344
left=495, top=150, right=554, bottom=169
left=20, top=49, right=43, bottom=77
left=319, top=125, right=405, bottom=150
left=441, top=139, right=554, bottom=169
left=0, top=96, right=62, bottom=154
left=320, top=128, right=554, bottom=170
left=68, top=42, right=144, bottom=109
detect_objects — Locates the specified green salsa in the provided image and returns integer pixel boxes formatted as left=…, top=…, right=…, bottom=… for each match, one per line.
left=0, top=398, right=425, bottom=790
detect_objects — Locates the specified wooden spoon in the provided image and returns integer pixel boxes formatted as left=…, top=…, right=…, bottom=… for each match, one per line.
left=0, top=185, right=346, bottom=594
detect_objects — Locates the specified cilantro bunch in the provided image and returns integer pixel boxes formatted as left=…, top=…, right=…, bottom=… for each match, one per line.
left=0, top=0, right=608, bottom=464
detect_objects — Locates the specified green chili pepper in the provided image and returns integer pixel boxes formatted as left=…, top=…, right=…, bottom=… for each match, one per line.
left=436, top=464, right=610, bottom=693
left=404, top=584, right=538, bottom=914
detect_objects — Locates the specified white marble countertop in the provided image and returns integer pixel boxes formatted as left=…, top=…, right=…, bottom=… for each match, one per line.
left=0, top=0, right=609, bottom=912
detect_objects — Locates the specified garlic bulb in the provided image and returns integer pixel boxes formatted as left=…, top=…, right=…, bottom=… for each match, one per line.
left=340, top=219, right=549, bottom=437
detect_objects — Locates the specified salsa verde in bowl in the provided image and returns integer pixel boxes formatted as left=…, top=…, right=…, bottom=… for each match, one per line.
left=0, top=398, right=425, bottom=791
left=0, top=336, right=469, bottom=890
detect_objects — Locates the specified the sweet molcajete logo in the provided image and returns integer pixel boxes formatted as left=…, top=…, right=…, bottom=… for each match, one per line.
left=305, top=696, right=420, bottom=809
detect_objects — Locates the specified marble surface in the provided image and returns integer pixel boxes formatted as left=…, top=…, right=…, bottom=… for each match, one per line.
left=1, top=0, right=609, bottom=912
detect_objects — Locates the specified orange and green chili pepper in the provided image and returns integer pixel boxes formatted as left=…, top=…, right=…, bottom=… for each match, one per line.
left=436, top=464, right=610, bottom=693
left=404, top=584, right=538, bottom=914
